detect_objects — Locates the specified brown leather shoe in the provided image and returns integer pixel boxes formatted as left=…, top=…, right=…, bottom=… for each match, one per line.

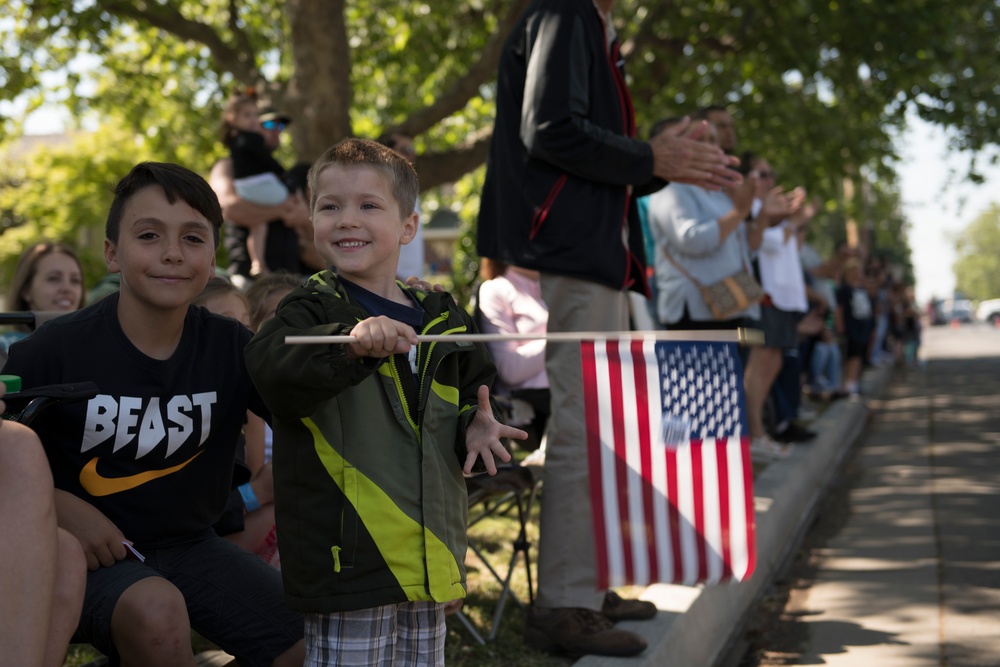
left=524, top=606, right=647, bottom=657
left=601, top=591, right=658, bottom=621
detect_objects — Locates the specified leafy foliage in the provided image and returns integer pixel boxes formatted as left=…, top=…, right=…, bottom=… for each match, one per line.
left=953, top=203, right=1000, bottom=301
left=3, top=0, right=998, bottom=300
left=0, top=127, right=147, bottom=289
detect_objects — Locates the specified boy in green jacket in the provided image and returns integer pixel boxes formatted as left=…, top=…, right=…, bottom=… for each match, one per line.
left=245, top=138, right=525, bottom=665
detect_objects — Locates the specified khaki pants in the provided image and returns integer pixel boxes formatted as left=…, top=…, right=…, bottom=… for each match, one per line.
left=536, top=274, right=630, bottom=611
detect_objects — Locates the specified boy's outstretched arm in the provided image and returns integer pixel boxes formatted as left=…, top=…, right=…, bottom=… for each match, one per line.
left=463, top=385, right=526, bottom=475
left=54, top=490, right=128, bottom=571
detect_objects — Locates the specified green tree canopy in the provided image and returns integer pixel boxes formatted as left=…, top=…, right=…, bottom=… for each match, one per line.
left=954, top=203, right=1000, bottom=301
left=4, top=0, right=997, bottom=294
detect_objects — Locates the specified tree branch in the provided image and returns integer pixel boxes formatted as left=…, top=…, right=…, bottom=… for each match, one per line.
left=416, top=127, right=493, bottom=191
left=229, top=0, right=258, bottom=69
left=620, top=1, right=672, bottom=60
left=96, top=0, right=259, bottom=84
left=393, top=0, right=532, bottom=138
left=623, top=2, right=740, bottom=61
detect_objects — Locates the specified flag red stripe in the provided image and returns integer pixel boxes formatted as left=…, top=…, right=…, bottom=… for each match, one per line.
left=606, top=343, right=634, bottom=584
left=716, top=439, right=733, bottom=579
left=581, top=341, right=610, bottom=590
left=691, top=439, right=708, bottom=580
left=740, top=435, right=757, bottom=579
left=629, top=341, right=659, bottom=583
left=665, top=447, right=683, bottom=582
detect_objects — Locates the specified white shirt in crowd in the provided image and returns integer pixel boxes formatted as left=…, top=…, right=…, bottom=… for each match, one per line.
left=758, top=221, right=808, bottom=312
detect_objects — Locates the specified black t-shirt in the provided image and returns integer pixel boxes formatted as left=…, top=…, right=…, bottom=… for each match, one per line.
left=340, top=277, right=425, bottom=329
left=3, top=293, right=269, bottom=547
left=229, top=130, right=285, bottom=180
left=836, top=282, right=874, bottom=343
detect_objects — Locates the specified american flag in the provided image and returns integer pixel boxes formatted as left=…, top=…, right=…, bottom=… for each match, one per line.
left=581, top=339, right=756, bottom=588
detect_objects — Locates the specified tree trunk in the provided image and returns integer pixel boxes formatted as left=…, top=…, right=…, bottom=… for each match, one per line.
left=286, top=0, right=352, bottom=162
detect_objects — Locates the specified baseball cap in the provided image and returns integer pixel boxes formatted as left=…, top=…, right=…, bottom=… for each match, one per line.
left=259, top=109, right=292, bottom=125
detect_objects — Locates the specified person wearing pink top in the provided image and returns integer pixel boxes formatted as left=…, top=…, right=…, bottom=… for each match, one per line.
left=476, top=258, right=550, bottom=451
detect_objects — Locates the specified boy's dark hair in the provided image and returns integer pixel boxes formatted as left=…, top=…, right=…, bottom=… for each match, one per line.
left=308, top=138, right=418, bottom=219
left=106, top=162, right=224, bottom=246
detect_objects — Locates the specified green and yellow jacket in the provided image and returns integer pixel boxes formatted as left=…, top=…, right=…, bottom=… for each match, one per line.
left=245, top=271, right=500, bottom=613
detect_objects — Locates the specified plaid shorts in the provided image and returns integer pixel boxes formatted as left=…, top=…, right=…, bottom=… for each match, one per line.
left=304, top=601, right=445, bottom=666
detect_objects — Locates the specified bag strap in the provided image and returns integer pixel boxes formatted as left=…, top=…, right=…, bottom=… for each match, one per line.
left=659, top=244, right=704, bottom=287
left=659, top=228, right=755, bottom=286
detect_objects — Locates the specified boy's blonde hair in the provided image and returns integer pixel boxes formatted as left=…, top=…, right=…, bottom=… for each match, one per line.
left=308, top=138, right=418, bottom=219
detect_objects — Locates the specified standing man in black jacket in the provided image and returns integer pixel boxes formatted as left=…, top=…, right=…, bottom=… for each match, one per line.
left=478, top=0, right=741, bottom=657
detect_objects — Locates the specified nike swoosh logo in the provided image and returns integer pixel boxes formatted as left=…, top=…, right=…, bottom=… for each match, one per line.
left=79, top=451, right=204, bottom=496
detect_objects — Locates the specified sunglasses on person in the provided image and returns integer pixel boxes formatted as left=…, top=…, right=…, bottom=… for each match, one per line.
left=261, top=120, right=287, bottom=131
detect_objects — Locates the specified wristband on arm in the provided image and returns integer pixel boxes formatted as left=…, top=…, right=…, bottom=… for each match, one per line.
left=237, top=482, right=261, bottom=513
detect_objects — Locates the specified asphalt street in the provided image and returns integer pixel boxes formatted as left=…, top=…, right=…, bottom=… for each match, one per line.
left=762, top=323, right=1000, bottom=666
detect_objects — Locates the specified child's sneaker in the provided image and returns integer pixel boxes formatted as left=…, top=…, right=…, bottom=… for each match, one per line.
left=750, top=435, right=791, bottom=463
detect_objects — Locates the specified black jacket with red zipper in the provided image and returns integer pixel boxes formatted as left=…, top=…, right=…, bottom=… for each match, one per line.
left=477, top=0, right=664, bottom=296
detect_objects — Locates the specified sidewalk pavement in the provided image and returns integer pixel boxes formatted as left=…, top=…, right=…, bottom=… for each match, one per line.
left=575, top=365, right=894, bottom=667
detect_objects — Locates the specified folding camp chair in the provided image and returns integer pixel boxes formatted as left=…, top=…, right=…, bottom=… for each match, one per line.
left=454, top=462, right=543, bottom=644
left=0, top=311, right=67, bottom=331
left=1, top=312, right=99, bottom=422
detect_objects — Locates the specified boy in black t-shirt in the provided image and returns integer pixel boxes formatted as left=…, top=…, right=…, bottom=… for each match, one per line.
left=3, top=162, right=303, bottom=667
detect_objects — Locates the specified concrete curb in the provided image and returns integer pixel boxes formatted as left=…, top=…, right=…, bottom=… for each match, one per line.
left=575, top=366, right=893, bottom=667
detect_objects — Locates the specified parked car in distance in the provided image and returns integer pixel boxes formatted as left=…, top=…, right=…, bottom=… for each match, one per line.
left=950, top=299, right=974, bottom=323
left=976, top=298, right=1000, bottom=324
left=932, top=298, right=974, bottom=325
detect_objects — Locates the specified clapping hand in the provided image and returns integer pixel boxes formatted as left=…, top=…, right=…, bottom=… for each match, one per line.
left=650, top=118, right=742, bottom=191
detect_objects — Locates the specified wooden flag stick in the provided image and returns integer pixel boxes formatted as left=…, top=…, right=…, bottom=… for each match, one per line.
left=285, top=328, right=764, bottom=346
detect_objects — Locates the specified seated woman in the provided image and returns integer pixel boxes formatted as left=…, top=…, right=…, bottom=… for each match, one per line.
left=1, top=242, right=86, bottom=355
left=476, top=257, right=549, bottom=452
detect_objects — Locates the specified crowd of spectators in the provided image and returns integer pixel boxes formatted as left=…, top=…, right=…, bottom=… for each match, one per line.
left=0, top=2, right=926, bottom=664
